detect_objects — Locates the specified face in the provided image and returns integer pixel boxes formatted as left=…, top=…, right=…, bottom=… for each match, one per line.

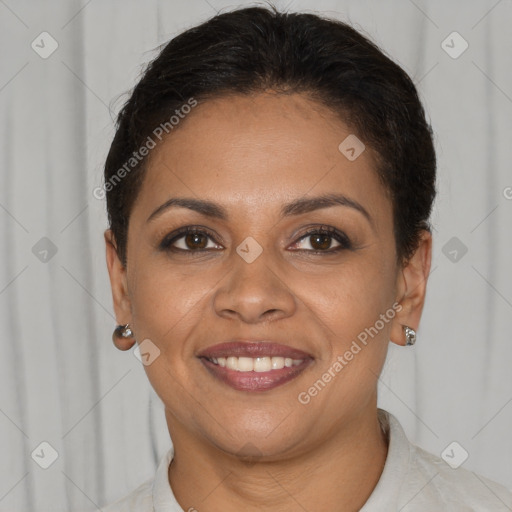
left=106, top=92, right=430, bottom=459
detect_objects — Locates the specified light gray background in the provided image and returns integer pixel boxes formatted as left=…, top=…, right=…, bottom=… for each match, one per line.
left=1, top=0, right=511, bottom=510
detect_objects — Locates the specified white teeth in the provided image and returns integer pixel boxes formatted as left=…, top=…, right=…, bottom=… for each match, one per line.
left=271, top=356, right=285, bottom=369
left=208, top=356, right=304, bottom=372
left=254, top=357, right=271, bottom=372
left=238, top=357, right=254, bottom=371
left=226, top=356, right=238, bottom=370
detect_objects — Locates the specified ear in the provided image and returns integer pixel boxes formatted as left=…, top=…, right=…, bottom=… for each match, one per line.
left=390, top=230, right=432, bottom=346
left=104, top=229, right=135, bottom=350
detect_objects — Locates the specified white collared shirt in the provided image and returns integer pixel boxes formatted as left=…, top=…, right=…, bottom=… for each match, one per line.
left=101, top=409, right=512, bottom=511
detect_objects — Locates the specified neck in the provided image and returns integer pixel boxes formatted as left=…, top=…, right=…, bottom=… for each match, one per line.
left=166, top=406, right=388, bottom=512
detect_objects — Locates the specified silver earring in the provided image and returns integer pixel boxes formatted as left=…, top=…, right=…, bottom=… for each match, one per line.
left=113, top=323, right=133, bottom=341
left=403, top=326, right=416, bottom=346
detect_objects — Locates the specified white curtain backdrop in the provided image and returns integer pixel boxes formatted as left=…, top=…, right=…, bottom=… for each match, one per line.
left=1, top=0, right=511, bottom=510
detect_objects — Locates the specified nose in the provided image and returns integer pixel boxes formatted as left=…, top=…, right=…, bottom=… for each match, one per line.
left=213, top=246, right=297, bottom=324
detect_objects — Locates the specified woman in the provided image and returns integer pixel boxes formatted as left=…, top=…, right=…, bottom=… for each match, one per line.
left=101, top=5, right=511, bottom=511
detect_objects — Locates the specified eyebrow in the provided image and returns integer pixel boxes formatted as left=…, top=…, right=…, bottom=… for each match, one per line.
left=146, top=193, right=374, bottom=228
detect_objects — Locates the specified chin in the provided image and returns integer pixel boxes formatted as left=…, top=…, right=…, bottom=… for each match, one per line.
left=202, top=415, right=309, bottom=461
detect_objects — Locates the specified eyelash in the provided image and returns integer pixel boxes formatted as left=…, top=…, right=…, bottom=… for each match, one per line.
left=158, top=225, right=353, bottom=255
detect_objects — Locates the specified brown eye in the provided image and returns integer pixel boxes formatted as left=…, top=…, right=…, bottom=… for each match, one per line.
left=159, top=227, right=222, bottom=253
left=183, top=232, right=208, bottom=250
left=291, top=226, right=352, bottom=253
left=309, top=233, right=335, bottom=251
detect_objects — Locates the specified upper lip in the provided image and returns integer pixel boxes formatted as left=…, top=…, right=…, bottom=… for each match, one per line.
left=197, top=340, right=313, bottom=360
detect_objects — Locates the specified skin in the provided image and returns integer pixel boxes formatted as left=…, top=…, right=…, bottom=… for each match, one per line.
left=105, top=91, right=432, bottom=511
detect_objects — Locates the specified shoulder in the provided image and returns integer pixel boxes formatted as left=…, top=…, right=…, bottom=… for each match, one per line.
left=100, top=478, right=153, bottom=512
left=372, top=410, right=512, bottom=511
left=402, top=437, right=512, bottom=510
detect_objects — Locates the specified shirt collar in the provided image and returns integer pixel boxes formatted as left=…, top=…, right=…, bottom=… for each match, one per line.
left=360, top=408, right=412, bottom=510
left=152, top=446, right=179, bottom=511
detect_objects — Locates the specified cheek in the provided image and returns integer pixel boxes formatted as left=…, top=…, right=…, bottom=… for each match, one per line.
left=299, top=264, right=395, bottom=414
left=299, top=255, right=397, bottom=341
left=127, top=259, right=220, bottom=352
left=127, top=263, right=210, bottom=415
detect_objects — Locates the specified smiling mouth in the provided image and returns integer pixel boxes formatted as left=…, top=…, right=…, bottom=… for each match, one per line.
left=197, top=341, right=314, bottom=391
left=198, top=351, right=313, bottom=392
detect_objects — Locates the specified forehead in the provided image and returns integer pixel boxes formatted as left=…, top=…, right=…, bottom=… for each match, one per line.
left=132, top=92, right=391, bottom=226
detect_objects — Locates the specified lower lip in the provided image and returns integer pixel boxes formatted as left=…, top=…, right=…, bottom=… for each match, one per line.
left=199, top=358, right=312, bottom=391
